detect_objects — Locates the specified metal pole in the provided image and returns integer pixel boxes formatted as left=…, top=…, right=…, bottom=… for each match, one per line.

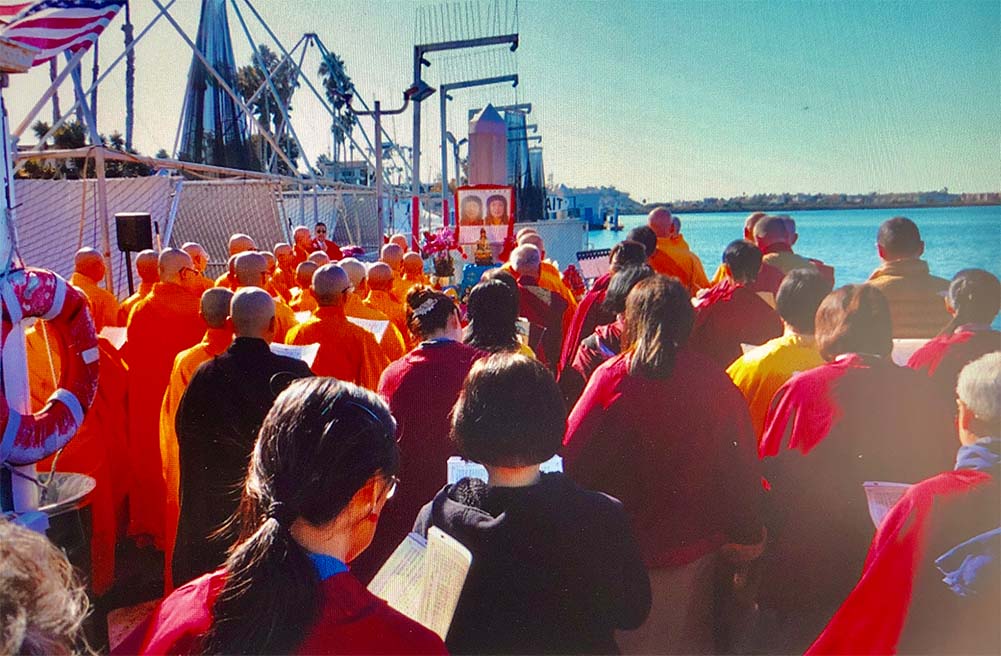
left=439, top=89, right=448, bottom=212
left=411, top=46, right=421, bottom=215
left=374, top=101, right=384, bottom=244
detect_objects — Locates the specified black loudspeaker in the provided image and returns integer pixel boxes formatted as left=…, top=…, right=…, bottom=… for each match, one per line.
left=115, top=212, right=153, bottom=252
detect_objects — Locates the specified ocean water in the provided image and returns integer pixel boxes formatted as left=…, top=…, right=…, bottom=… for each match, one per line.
left=587, top=205, right=1001, bottom=328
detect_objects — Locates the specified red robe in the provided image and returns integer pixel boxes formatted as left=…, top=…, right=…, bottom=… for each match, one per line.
left=807, top=468, right=997, bottom=655
left=757, top=354, right=956, bottom=650
left=558, top=272, right=613, bottom=375
left=119, top=569, right=446, bottom=655
left=559, top=318, right=623, bottom=407
left=517, top=278, right=568, bottom=370
left=351, top=340, right=485, bottom=583
left=907, top=325, right=1001, bottom=404
left=564, top=349, right=762, bottom=568
left=688, top=280, right=783, bottom=368
left=311, top=237, right=344, bottom=261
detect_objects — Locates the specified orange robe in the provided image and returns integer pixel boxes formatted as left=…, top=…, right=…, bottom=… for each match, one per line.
left=272, top=267, right=296, bottom=302
left=214, top=272, right=236, bottom=290
left=345, top=292, right=408, bottom=362
left=26, top=329, right=127, bottom=595
left=125, top=282, right=205, bottom=547
left=290, top=287, right=318, bottom=314
left=365, top=289, right=412, bottom=348
left=70, top=272, right=121, bottom=331
left=273, top=296, right=298, bottom=342
left=655, top=236, right=710, bottom=295
left=285, top=305, right=389, bottom=389
left=391, top=273, right=410, bottom=304
left=159, top=327, right=232, bottom=593
left=189, top=273, right=214, bottom=296
left=119, top=281, right=155, bottom=324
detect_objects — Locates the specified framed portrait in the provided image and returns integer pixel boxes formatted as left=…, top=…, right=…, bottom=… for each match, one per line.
left=455, top=185, right=514, bottom=245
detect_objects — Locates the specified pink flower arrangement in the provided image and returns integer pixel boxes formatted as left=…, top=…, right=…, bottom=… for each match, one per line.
left=421, top=226, right=459, bottom=257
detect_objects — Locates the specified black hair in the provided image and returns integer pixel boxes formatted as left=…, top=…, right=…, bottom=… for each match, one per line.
left=815, top=284, right=893, bottom=360
left=877, top=217, right=922, bottom=258
left=451, top=353, right=565, bottom=467
left=775, top=268, right=834, bottom=334
left=625, top=226, right=657, bottom=257
left=609, top=240, right=648, bottom=272
left=202, top=378, right=399, bottom=654
left=722, top=240, right=763, bottom=284
left=602, top=265, right=654, bottom=315
left=940, top=268, right=1001, bottom=336
left=624, top=275, right=694, bottom=379
left=315, top=222, right=327, bottom=229
left=486, top=194, right=507, bottom=209
left=406, top=285, right=457, bottom=339
left=464, top=279, right=520, bottom=353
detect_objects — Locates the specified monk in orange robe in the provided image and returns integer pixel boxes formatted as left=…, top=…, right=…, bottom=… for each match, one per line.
left=380, top=243, right=409, bottom=302
left=230, top=251, right=297, bottom=341
left=70, top=247, right=120, bottom=331
left=159, top=288, right=233, bottom=593
left=119, top=249, right=159, bottom=324
left=270, top=243, right=296, bottom=302
left=340, top=258, right=408, bottom=362
left=181, top=242, right=214, bottom=296
left=26, top=327, right=127, bottom=595
left=289, top=261, right=319, bottom=314
left=291, top=225, right=313, bottom=267
left=504, top=232, right=578, bottom=338
left=648, top=207, right=710, bottom=295
left=286, top=264, right=389, bottom=389
left=125, top=249, right=205, bottom=547
left=213, top=234, right=257, bottom=288
left=400, top=251, right=430, bottom=297
left=365, top=262, right=412, bottom=347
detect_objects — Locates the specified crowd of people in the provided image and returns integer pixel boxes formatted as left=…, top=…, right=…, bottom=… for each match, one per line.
left=1, top=212, right=998, bottom=655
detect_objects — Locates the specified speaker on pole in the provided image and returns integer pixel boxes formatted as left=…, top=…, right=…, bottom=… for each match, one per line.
left=114, top=212, right=153, bottom=252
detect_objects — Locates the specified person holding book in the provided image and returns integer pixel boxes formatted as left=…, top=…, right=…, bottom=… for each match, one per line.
left=121, top=378, right=445, bottom=655
left=415, top=353, right=651, bottom=654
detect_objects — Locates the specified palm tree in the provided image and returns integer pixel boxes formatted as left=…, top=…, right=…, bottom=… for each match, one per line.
left=318, top=51, right=356, bottom=163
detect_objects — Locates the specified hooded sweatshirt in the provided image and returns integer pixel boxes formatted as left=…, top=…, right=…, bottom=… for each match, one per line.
left=414, top=473, right=651, bottom=655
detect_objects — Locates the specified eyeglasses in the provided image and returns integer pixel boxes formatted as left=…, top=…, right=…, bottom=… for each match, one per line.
left=383, top=475, right=400, bottom=501
left=180, top=266, right=198, bottom=278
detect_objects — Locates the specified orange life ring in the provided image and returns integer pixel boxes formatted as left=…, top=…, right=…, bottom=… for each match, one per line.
left=1, top=268, right=99, bottom=466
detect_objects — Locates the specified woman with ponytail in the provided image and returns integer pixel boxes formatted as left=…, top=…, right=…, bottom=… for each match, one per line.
left=907, top=268, right=1001, bottom=403
left=127, top=378, right=446, bottom=655
left=563, top=275, right=764, bottom=654
left=351, top=285, right=485, bottom=583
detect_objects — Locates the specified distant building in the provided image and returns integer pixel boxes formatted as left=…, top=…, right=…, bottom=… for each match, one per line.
left=317, top=160, right=374, bottom=186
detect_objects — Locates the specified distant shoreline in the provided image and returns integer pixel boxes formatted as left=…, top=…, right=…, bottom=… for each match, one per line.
left=634, top=201, right=1001, bottom=216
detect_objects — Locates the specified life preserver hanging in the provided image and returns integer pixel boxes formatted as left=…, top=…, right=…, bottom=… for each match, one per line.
left=1, top=268, right=99, bottom=466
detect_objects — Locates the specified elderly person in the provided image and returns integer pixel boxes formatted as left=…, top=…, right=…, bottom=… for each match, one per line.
left=757, top=284, right=956, bottom=653
left=509, top=244, right=568, bottom=369
left=416, top=353, right=651, bottom=654
left=809, top=352, right=1000, bottom=655
left=127, top=379, right=445, bottom=654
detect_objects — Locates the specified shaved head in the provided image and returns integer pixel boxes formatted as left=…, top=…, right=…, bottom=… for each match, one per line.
left=510, top=244, right=542, bottom=278
left=261, top=251, right=276, bottom=272
left=307, top=251, right=330, bottom=266
left=389, top=233, right=409, bottom=252
left=200, top=287, right=233, bottom=328
left=753, top=215, right=791, bottom=249
left=517, top=232, right=545, bottom=253
left=367, top=262, right=394, bottom=291
left=230, top=287, right=275, bottom=339
left=312, top=264, right=352, bottom=306
left=295, top=261, right=318, bottom=288
left=647, top=207, right=674, bottom=238
left=292, top=226, right=311, bottom=248
left=159, top=248, right=193, bottom=285
left=380, top=243, right=404, bottom=270
left=402, top=251, right=424, bottom=275
left=274, top=243, right=293, bottom=266
left=515, top=227, right=538, bottom=241
left=233, top=251, right=268, bottom=287
left=743, top=212, right=767, bottom=241
left=338, top=257, right=366, bottom=289
left=181, top=242, right=209, bottom=273
left=135, top=249, right=160, bottom=284
left=73, top=247, right=105, bottom=282
left=228, top=233, right=257, bottom=256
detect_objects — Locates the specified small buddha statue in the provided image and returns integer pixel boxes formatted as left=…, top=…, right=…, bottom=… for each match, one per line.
left=474, top=228, right=494, bottom=266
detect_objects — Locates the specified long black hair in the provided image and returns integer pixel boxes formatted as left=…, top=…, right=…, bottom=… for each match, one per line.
left=201, top=378, right=399, bottom=654
left=624, top=275, right=694, bottom=379
left=465, top=279, right=521, bottom=353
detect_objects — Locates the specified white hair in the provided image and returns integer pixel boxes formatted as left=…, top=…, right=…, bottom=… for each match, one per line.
left=509, top=244, right=541, bottom=275
left=957, top=352, right=1001, bottom=426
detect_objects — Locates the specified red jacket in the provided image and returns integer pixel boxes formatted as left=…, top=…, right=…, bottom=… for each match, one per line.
left=123, top=569, right=446, bottom=655
left=564, top=349, right=762, bottom=568
left=907, top=326, right=1001, bottom=404
left=689, top=281, right=783, bottom=368
left=558, top=273, right=613, bottom=375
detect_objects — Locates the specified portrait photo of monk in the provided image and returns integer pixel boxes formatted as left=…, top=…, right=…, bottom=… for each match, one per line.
left=460, top=195, right=484, bottom=226
left=486, top=194, right=509, bottom=225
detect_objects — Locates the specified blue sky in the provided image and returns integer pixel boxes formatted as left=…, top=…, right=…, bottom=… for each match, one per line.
left=6, top=0, right=999, bottom=201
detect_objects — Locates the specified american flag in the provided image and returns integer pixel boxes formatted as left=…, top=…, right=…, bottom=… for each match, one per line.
left=0, top=0, right=124, bottom=67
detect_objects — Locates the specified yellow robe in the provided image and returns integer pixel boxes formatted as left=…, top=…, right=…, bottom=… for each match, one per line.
left=272, top=296, right=298, bottom=342
left=125, top=282, right=205, bottom=547
left=70, top=272, right=120, bottom=331
left=345, top=292, right=408, bottom=362
left=285, top=305, right=389, bottom=389
left=159, top=327, right=233, bottom=593
left=655, top=236, right=710, bottom=294
left=119, top=281, right=155, bottom=325
left=726, top=332, right=825, bottom=440
left=26, top=329, right=127, bottom=595
left=365, top=289, right=412, bottom=348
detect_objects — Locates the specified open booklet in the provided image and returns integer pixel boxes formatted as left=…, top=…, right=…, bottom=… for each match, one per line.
left=269, top=342, right=320, bottom=368
left=446, top=455, right=564, bottom=485
left=863, top=481, right=912, bottom=528
left=367, top=526, right=473, bottom=639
